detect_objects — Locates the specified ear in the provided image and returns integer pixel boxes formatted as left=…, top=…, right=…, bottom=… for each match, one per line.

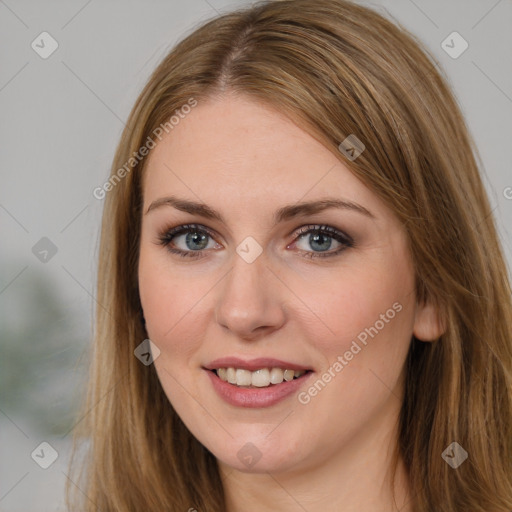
left=413, top=300, right=445, bottom=342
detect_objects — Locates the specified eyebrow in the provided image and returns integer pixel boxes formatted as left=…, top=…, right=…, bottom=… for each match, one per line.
left=145, top=195, right=375, bottom=224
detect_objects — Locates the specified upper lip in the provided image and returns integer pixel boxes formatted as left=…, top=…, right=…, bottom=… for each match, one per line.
left=204, top=357, right=312, bottom=372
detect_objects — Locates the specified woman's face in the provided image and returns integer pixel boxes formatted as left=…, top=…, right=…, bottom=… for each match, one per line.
left=138, top=94, right=438, bottom=475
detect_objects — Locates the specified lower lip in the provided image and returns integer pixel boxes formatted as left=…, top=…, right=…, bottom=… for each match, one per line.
left=205, top=369, right=313, bottom=408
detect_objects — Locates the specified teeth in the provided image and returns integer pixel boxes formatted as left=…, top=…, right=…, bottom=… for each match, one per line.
left=283, top=369, right=295, bottom=382
left=215, top=367, right=307, bottom=387
left=235, top=369, right=252, bottom=386
left=252, top=368, right=270, bottom=387
left=226, top=367, right=237, bottom=384
left=269, top=368, right=284, bottom=384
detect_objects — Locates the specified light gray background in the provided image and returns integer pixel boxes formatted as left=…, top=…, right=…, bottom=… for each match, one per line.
left=1, top=0, right=511, bottom=510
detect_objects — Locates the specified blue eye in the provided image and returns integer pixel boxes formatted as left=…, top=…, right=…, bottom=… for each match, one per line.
left=157, top=224, right=219, bottom=259
left=157, top=223, right=354, bottom=260
left=292, top=224, right=354, bottom=259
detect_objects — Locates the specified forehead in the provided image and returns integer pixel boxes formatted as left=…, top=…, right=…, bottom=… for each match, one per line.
left=142, top=95, right=386, bottom=222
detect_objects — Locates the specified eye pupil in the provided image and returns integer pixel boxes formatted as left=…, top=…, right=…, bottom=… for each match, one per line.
left=309, top=232, right=332, bottom=252
left=186, top=231, right=209, bottom=250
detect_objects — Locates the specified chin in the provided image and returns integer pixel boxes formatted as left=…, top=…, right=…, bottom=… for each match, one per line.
left=210, top=435, right=304, bottom=474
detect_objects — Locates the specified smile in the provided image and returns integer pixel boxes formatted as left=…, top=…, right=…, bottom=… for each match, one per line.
left=205, top=368, right=313, bottom=408
left=214, top=367, right=307, bottom=388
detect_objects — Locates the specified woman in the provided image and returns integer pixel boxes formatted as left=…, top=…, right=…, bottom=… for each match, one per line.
left=67, top=0, right=512, bottom=510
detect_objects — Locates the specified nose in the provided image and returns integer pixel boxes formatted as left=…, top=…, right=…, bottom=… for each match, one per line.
left=214, top=249, right=287, bottom=341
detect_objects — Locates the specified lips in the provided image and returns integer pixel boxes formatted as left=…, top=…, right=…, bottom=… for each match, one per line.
left=204, top=357, right=312, bottom=372
left=202, top=356, right=314, bottom=408
left=205, top=366, right=313, bottom=408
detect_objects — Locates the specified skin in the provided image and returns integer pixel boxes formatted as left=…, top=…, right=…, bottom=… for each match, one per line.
left=138, top=93, right=443, bottom=511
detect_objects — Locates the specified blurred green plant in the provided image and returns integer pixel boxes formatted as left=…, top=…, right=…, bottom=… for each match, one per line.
left=0, top=260, right=90, bottom=437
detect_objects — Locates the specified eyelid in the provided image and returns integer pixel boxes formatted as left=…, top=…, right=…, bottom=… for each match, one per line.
left=158, top=223, right=218, bottom=243
left=292, top=224, right=354, bottom=244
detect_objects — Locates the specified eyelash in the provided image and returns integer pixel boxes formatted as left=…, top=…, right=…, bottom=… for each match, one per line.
left=156, top=223, right=355, bottom=260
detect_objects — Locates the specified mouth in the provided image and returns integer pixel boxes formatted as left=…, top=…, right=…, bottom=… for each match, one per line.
left=204, top=364, right=314, bottom=408
left=203, top=357, right=314, bottom=407
left=208, top=367, right=312, bottom=388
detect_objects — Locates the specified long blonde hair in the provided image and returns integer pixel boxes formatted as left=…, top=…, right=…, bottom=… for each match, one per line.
left=67, top=1, right=512, bottom=510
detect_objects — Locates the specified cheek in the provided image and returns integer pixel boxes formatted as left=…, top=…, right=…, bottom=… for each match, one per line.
left=291, top=263, right=415, bottom=436
left=138, top=246, right=233, bottom=394
left=290, top=257, right=416, bottom=390
left=138, top=248, right=204, bottom=355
